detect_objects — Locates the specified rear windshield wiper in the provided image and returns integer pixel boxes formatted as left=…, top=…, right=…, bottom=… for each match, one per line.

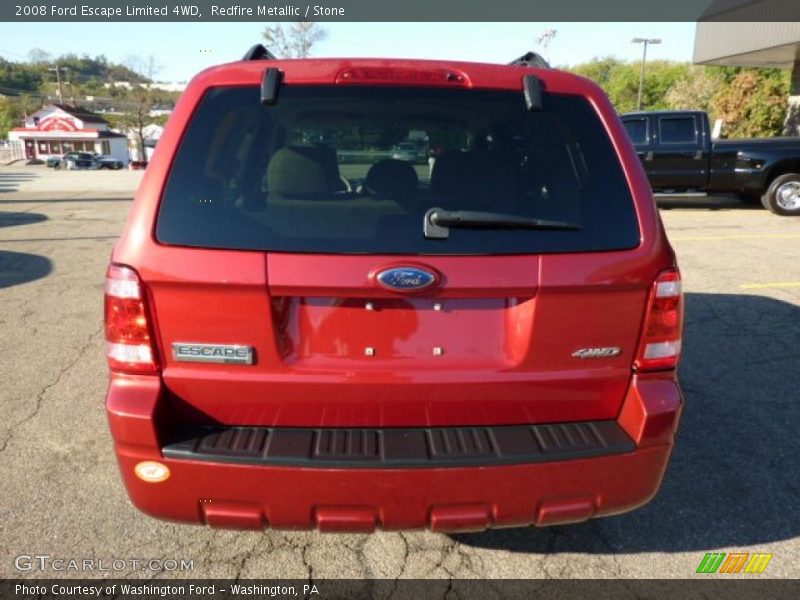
left=423, top=207, right=580, bottom=239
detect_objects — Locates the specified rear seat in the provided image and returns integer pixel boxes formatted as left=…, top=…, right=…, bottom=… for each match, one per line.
left=267, top=146, right=336, bottom=201
left=431, top=149, right=520, bottom=209
left=258, top=146, right=404, bottom=239
left=363, top=159, right=419, bottom=201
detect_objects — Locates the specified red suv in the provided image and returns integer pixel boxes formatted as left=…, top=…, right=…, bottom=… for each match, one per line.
left=104, top=47, right=683, bottom=532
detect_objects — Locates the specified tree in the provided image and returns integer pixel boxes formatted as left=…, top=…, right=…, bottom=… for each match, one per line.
left=0, top=97, right=23, bottom=139
left=569, top=56, right=623, bottom=89
left=0, top=58, right=44, bottom=93
left=262, top=22, right=328, bottom=58
left=665, top=66, right=723, bottom=116
left=27, top=48, right=51, bottom=64
left=713, top=69, right=789, bottom=138
left=570, top=58, right=689, bottom=114
left=570, top=58, right=791, bottom=138
left=122, top=56, right=161, bottom=162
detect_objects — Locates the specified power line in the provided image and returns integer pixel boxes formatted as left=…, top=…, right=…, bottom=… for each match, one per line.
left=0, top=48, right=29, bottom=61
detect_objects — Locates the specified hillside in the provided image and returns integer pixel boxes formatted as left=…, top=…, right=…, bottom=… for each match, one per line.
left=0, top=53, right=148, bottom=98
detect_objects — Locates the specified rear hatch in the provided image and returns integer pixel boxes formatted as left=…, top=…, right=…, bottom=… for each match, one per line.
left=143, top=72, right=653, bottom=428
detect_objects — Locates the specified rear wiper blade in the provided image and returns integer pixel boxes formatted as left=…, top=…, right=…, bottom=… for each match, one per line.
left=423, top=207, right=580, bottom=239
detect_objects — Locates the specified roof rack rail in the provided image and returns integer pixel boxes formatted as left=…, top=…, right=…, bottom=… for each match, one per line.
left=508, top=52, right=550, bottom=69
left=243, top=44, right=277, bottom=61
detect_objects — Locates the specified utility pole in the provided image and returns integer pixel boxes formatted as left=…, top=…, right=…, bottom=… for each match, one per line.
left=63, top=67, right=76, bottom=104
left=49, top=65, right=66, bottom=104
left=632, top=37, right=661, bottom=111
left=20, top=94, right=30, bottom=119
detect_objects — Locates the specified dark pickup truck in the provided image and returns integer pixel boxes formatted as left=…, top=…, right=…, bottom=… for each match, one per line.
left=621, top=109, right=800, bottom=216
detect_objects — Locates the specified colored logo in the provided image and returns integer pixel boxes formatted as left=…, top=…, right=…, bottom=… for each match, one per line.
left=375, top=266, right=437, bottom=292
left=38, top=117, right=78, bottom=132
left=696, top=552, right=772, bottom=574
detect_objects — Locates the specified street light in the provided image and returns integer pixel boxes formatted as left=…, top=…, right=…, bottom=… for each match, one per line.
left=632, top=37, right=661, bottom=111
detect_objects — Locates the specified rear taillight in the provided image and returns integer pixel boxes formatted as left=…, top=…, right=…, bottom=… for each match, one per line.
left=634, top=269, right=683, bottom=372
left=104, top=264, right=159, bottom=374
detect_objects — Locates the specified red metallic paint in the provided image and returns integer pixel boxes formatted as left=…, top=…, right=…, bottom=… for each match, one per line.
left=107, top=57, right=682, bottom=529
left=107, top=370, right=680, bottom=530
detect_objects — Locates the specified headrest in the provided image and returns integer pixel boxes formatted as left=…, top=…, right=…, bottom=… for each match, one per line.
left=364, top=159, right=419, bottom=200
left=267, top=146, right=333, bottom=199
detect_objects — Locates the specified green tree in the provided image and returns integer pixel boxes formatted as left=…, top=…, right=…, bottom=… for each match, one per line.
left=0, top=58, right=44, bottom=93
left=569, top=56, right=622, bottom=88
left=570, top=58, right=790, bottom=138
left=0, top=96, right=23, bottom=139
left=570, top=58, right=689, bottom=113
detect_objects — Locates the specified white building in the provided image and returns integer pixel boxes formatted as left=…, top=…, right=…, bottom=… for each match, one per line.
left=104, top=81, right=187, bottom=93
left=127, top=123, right=164, bottom=162
left=7, top=104, right=129, bottom=163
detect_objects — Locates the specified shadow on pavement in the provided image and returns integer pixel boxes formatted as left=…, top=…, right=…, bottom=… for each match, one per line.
left=0, top=250, right=53, bottom=288
left=0, top=235, right=119, bottom=243
left=0, top=197, right=132, bottom=204
left=0, top=172, right=38, bottom=193
left=656, top=193, right=762, bottom=211
left=454, top=292, right=800, bottom=553
left=0, top=211, right=48, bottom=229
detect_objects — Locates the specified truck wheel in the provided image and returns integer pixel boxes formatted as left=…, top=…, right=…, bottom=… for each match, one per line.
left=763, top=173, right=800, bottom=216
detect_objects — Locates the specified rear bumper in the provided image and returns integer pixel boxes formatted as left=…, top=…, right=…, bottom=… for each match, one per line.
left=106, top=374, right=682, bottom=532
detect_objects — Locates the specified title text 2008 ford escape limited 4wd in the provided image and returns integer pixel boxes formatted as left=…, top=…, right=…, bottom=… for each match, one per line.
left=104, top=47, right=684, bottom=532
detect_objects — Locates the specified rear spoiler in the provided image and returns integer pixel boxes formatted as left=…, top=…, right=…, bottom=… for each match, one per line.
left=242, top=45, right=547, bottom=109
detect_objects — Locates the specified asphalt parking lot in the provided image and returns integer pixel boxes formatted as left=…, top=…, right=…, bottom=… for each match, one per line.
left=0, top=165, right=799, bottom=580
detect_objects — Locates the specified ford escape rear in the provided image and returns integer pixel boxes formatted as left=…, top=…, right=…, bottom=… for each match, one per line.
left=104, top=47, right=683, bottom=532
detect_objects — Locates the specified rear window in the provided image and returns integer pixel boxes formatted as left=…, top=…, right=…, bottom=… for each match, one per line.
left=623, top=118, right=649, bottom=145
left=659, top=116, right=697, bottom=144
left=156, top=85, right=639, bottom=254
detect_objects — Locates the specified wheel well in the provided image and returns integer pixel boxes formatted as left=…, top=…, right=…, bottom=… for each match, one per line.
left=765, top=159, right=800, bottom=189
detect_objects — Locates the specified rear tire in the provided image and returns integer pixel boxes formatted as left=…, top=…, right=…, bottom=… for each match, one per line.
left=762, top=173, right=800, bottom=216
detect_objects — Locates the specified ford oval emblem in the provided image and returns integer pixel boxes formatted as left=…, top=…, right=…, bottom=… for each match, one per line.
left=376, top=266, right=437, bottom=292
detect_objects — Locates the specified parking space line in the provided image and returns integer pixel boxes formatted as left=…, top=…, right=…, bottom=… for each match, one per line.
left=740, top=282, right=800, bottom=290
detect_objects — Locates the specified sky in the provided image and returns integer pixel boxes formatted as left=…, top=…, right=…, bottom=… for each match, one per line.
left=0, top=22, right=697, bottom=82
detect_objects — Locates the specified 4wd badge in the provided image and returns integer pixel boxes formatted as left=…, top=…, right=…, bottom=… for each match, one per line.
left=571, top=347, right=621, bottom=359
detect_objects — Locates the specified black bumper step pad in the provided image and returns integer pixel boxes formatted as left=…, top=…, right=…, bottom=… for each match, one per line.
left=163, top=420, right=634, bottom=468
